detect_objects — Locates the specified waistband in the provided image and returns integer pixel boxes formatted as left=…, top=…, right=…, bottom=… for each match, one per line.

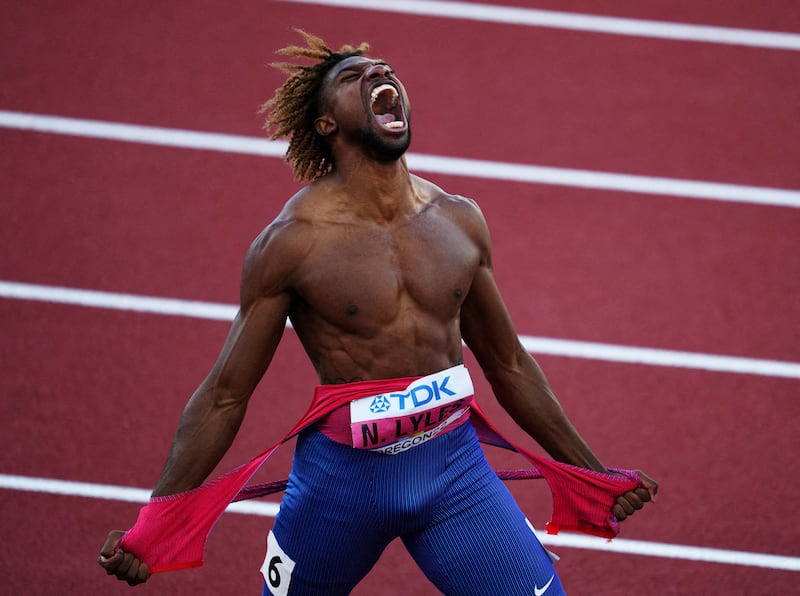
left=315, top=365, right=474, bottom=455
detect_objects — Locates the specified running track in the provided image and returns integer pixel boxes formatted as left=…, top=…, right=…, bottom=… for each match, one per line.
left=1, top=1, right=799, bottom=594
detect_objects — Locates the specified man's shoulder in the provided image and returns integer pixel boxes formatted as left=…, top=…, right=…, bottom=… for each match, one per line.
left=413, top=177, right=485, bottom=232
left=276, top=183, right=319, bottom=217
left=247, top=189, right=318, bottom=262
left=240, top=193, right=317, bottom=295
left=275, top=177, right=346, bottom=223
left=413, top=175, right=481, bottom=213
left=412, top=176, right=490, bottom=252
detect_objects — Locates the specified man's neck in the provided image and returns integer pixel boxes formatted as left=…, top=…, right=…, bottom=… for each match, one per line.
left=329, top=155, right=421, bottom=223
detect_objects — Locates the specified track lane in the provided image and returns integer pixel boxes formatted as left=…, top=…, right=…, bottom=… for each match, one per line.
left=2, top=300, right=799, bottom=594
left=5, top=280, right=799, bottom=378
left=2, top=2, right=799, bottom=186
left=3, top=132, right=798, bottom=361
left=2, top=1, right=799, bottom=594
left=3, top=300, right=799, bottom=554
left=0, top=490, right=277, bottom=595
left=470, top=0, right=800, bottom=32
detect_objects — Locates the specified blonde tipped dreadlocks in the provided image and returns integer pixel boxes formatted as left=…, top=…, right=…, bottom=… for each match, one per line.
left=260, top=30, right=370, bottom=182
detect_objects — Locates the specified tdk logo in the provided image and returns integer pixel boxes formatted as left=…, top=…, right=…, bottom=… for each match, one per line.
left=369, top=395, right=391, bottom=413
left=386, top=376, right=456, bottom=411
left=349, top=366, right=475, bottom=453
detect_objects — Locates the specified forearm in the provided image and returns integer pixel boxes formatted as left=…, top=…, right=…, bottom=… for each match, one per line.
left=486, top=348, right=608, bottom=473
left=151, top=382, right=248, bottom=497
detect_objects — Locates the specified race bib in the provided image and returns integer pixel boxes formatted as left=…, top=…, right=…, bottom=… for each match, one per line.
left=349, top=365, right=474, bottom=454
left=261, top=530, right=296, bottom=596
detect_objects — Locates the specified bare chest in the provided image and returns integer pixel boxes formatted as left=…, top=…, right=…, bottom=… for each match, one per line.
left=292, top=214, right=480, bottom=328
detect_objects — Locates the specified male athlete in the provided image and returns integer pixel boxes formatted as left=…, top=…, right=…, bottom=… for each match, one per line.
left=99, top=31, right=657, bottom=594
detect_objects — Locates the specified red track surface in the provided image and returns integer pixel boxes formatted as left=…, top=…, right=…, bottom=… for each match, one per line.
left=2, top=2, right=799, bottom=594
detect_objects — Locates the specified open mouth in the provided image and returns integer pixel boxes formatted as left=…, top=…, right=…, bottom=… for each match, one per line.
left=369, top=83, right=406, bottom=131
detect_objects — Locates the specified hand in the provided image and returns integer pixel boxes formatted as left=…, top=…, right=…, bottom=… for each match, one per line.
left=613, top=470, right=658, bottom=522
left=98, top=530, right=150, bottom=586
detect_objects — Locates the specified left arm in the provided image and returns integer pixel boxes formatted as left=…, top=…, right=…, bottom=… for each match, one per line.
left=460, top=261, right=607, bottom=472
left=458, top=202, right=657, bottom=516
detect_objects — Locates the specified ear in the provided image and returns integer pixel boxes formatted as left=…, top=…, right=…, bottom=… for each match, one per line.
left=314, top=115, right=337, bottom=137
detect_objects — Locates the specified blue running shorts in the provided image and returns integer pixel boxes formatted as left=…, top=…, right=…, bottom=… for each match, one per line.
left=261, top=421, right=564, bottom=595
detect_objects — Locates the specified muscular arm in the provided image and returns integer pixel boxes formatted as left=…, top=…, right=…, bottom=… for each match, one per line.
left=99, top=220, right=299, bottom=584
left=453, top=198, right=604, bottom=470
left=150, top=220, right=297, bottom=496
left=460, top=264, right=608, bottom=472
left=458, top=202, right=657, bottom=516
left=150, top=296, right=289, bottom=495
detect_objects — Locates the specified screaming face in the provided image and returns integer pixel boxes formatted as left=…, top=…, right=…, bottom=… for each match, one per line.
left=321, top=57, right=412, bottom=162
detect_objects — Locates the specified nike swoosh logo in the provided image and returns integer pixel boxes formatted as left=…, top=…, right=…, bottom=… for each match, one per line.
left=534, top=575, right=555, bottom=596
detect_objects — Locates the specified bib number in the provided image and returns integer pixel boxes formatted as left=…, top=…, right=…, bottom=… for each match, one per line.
left=261, top=531, right=295, bottom=596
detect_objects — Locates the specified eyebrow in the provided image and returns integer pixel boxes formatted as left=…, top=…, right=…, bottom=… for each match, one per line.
left=336, top=60, right=392, bottom=78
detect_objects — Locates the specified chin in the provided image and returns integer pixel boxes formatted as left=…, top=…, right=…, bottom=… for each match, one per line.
left=360, top=127, right=412, bottom=162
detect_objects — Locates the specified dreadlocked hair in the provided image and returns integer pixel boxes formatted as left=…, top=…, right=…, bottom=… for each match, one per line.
left=259, top=29, right=370, bottom=182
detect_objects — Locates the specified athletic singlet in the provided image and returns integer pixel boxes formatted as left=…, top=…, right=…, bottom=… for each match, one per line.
left=120, top=365, right=642, bottom=573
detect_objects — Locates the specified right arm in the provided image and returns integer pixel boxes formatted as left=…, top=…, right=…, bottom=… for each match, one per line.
left=99, top=216, right=306, bottom=584
left=150, top=288, right=290, bottom=495
left=152, top=218, right=301, bottom=495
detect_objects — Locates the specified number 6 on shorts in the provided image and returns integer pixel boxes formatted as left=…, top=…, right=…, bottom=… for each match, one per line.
left=261, top=530, right=296, bottom=596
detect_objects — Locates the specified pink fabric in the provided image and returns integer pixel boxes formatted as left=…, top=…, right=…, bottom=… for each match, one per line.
left=467, top=402, right=641, bottom=538
left=120, top=376, right=424, bottom=572
left=120, top=371, right=642, bottom=574
left=314, top=403, right=352, bottom=444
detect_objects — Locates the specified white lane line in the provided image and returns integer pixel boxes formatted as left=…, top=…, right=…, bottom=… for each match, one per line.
left=0, top=280, right=238, bottom=321
left=0, top=109, right=288, bottom=158
left=0, top=473, right=280, bottom=516
left=3, top=280, right=799, bottom=380
left=2, top=110, right=800, bottom=208
left=1, top=473, right=797, bottom=571
left=282, top=0, right=800, bottom=51
left=406, top=154, right=800, bottom=208
left=537, top=531, right=800, bottom=571
left=518, top=336, right=800, bottom=379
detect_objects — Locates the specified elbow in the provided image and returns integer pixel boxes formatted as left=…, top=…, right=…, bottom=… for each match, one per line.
left=481, top=341, right=529, bottom=383
left=198, top=375, right=252, bottom=413
left=212, top=384, right=251, bottom=412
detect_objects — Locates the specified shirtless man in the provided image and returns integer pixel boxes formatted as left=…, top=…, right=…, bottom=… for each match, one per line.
left=99, top=31, right=657, bottom=594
